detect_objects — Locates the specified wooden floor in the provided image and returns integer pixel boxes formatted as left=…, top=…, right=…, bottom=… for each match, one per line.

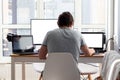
left=0, top=63, right=99, bottom=80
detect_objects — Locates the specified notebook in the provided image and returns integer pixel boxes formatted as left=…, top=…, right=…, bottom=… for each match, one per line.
left=12, top=35, right=35, bottom=54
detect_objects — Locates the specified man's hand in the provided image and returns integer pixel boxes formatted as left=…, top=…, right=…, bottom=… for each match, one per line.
left=89, top=48, right=95, bottom=56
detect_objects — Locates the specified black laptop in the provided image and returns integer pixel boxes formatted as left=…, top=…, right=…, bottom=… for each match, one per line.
left=12, top=35, right=35, bottom=54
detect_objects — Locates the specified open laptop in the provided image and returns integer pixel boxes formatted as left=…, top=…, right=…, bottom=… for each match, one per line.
left=12, top=35, right=35, bottom=54
left=81, top=32, right=106, bottom=53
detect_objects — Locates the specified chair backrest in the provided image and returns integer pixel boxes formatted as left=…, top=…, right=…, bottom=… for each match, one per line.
left=107, top=59, right=120, bottom=80
left=100, top=50, right=120, bottom=80
left=43, top=53, right=80, bottom=80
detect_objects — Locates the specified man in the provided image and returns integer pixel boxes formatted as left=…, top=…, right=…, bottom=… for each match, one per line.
left=38, top=11, right=95, bottom=62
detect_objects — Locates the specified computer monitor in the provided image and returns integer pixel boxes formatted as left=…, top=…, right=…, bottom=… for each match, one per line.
left=81, top=32, right=105, bottom=52
left=31, top=19, right=58, bottom=45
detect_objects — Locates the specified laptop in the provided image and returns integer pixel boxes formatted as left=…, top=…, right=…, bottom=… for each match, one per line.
left=12, top=35, right=35, bottom=54
left=81, top=32, right=106, bottom=53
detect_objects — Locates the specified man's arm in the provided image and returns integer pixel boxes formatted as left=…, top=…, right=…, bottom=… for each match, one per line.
left=38, top=45, right=48, bottom=59
left=80, top=45, right=95, bottom=56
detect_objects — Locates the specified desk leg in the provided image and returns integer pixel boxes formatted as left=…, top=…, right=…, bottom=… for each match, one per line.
left=22, top=62, right=25, bottom=80
left=11, top=58, right=15, bottom=80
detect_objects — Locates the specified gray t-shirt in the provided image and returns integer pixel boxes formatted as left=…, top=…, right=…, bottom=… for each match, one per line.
left=42, top=28, right=86, bottom=62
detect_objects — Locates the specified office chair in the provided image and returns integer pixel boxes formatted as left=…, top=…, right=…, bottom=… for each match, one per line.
left=42, top=53, right=80, bottom=80
left=33, top=53, right=98, bottom=80
left=107, top=59, right=120, bottom=80
left=95, top=50, right=120, bottom=80
left=101, top=50, right=120, bottom=80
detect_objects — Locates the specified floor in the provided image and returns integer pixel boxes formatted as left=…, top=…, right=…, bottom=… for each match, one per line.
left=0, top=63, right=99, bottom=80
left=0, top=63, right=40, bottom=80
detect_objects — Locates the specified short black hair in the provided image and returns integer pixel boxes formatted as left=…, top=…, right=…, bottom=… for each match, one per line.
left=57, top=12, right=74, bottom=28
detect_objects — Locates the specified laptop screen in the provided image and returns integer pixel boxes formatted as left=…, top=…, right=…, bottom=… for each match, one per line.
left=12, top=35, right=34, bottom=53
left=81, top=32, right=105, bottom=49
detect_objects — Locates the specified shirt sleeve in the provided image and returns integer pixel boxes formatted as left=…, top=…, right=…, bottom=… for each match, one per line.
left=42, top=32, right=49, bottom=46
left=80, top=35, right=86, bottom=46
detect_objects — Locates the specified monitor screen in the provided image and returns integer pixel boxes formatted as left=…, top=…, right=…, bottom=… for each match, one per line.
left=81, top=32, right=104, bottom=49
left=31, top=19, right=58, bottom=45
left=12, top=35, right=34, bottom=53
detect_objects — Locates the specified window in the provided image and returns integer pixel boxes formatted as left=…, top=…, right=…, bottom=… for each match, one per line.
left=44, top=0, right=75, bottom=19
left=77, top=0, right=107, bottom=32
left=2, top=0, right=74, bottom=24
left=81, top=0, right=105, bottom=25
left=2, top=0, right=36, bottom=24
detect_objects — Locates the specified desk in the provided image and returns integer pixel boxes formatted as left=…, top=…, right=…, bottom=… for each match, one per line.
left=11, top=53, right=104, bottom=80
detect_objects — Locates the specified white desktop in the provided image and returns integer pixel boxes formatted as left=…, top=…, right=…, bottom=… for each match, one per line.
left=31, top=19, right=58, bottom=45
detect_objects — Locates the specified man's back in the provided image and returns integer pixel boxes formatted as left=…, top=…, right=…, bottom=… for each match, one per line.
left=42, top=28, right=86, bottom=61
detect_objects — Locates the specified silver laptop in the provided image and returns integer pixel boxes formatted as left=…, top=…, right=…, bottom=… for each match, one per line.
left=12, top=35, right=35, bottom=54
